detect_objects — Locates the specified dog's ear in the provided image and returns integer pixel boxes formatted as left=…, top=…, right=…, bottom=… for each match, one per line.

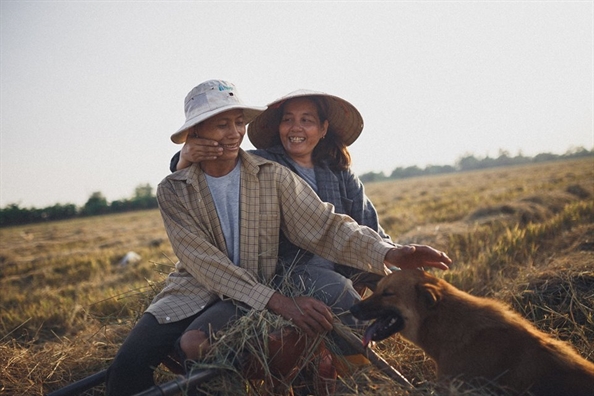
left=417, top=282, right=441, bottom=309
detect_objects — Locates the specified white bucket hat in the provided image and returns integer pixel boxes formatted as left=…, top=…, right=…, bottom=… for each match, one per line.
left=171, top=80, right=266, bottom=144
left=248, top=89, right=364, bottom=149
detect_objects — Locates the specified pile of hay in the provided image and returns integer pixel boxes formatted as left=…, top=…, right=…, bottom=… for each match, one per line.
left=512, top=268, right=594, bottom=355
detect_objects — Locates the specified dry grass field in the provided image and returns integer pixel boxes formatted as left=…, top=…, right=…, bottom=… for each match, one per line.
left=1, top=157, right=593, bottom=395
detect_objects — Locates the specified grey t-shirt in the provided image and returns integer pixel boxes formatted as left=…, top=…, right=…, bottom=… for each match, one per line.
left=205, top=161, right=241, bottom=266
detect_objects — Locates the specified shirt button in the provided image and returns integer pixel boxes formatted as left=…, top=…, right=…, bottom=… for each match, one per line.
left=166, top=316, right=171, bottom=321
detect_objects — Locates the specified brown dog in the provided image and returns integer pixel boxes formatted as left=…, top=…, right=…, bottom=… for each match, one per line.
left=350, top=270, right=594, bottom=396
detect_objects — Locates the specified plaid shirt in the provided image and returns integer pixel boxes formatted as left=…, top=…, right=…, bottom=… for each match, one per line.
left=150, top=150, right=392, bottom=324
left=173, top=145, right=392, bottom=240
left=252, top=145, right=392, bottom=240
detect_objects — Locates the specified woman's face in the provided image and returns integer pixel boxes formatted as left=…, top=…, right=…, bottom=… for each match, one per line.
left=278, top=97, right=328, bottom=167
left=187, top=109, right=246, bottom=163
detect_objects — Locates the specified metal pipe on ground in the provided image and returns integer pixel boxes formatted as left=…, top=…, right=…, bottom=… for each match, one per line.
left=46, top=370, right=107, bottom=396
left=334, top=325, right=414, bottom=390
left=132, top=368, right=221, bottom=396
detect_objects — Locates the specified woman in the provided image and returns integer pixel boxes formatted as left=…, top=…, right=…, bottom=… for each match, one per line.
left=171, top=90, right=391, bottom=291
left=108, top=80, right=451, bottom=396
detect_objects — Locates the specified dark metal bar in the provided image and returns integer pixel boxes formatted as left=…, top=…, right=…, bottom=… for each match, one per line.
left=46, top=369, right=107, bottom=396
left=334, top=327, right=414, bottom=389
left=132, top=368, right=221, bottom=396
left=364, top=346, right=414, bottom=389
left=46, top=367, right=221, bottom=396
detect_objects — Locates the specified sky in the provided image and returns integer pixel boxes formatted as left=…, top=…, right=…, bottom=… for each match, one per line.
left=1, top=1, right=592, bottom=209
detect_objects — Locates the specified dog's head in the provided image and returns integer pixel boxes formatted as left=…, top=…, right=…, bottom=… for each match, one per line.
left=350, top=269, right=443, bottom=347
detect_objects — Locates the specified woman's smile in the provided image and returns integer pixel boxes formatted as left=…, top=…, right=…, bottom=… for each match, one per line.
left=287, top=136, right=306, bottom=143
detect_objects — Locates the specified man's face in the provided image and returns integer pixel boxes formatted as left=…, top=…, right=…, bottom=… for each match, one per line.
left=187, top=109, right=245, bottom=162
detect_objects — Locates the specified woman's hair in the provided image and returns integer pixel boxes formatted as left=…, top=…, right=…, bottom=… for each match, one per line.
left=281, top=96, right=352, bottom=171
left=312, top=129, right=351, bottom=171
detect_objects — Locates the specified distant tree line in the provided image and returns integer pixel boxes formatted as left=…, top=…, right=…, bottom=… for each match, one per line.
left=1, top=148, right=592, bottom=227
left=358, top=147, right=593, bottom=183
left=1, top=183, right=157, bottom=227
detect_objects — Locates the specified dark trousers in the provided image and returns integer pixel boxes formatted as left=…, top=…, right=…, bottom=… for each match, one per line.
left=106, top=300, right=244, bottom=396
left=105, top=313, right=194, bottom=395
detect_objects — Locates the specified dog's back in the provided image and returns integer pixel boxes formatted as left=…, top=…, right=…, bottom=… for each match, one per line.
left=426, top=276, right=594, bottom=395
left=507, top=334, right=594, bottom=396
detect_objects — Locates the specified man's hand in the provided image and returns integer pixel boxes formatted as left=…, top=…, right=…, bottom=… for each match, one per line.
left=385, top=244, right=452, bottom=271
left=266, top=293, right=333, bottom=337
